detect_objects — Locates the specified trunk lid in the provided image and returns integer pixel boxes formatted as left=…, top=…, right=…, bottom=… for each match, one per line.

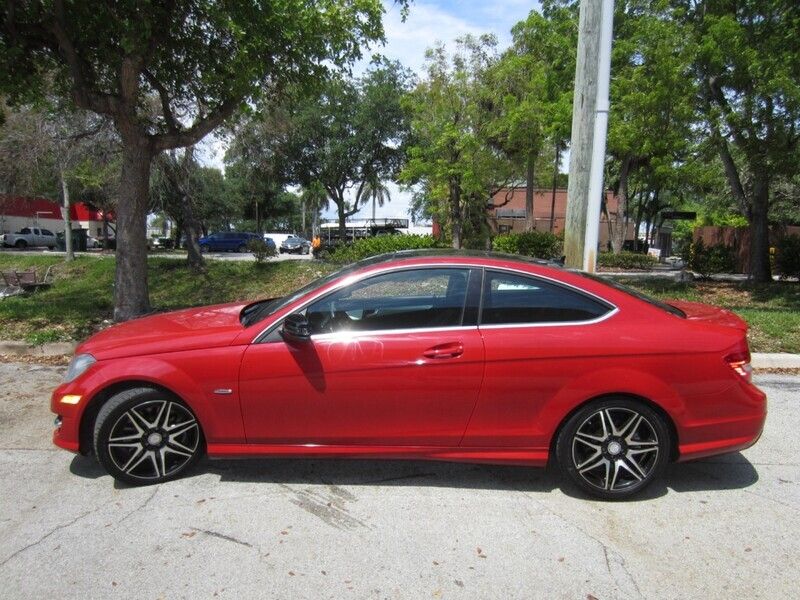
left=666, top=300, right=748, bottom=332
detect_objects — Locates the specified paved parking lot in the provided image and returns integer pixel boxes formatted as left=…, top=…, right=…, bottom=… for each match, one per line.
left=0, top=363, right=797, bottom=599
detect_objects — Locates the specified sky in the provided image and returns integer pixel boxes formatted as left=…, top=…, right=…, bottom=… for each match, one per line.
left=199, top=1, right=540, bottom=224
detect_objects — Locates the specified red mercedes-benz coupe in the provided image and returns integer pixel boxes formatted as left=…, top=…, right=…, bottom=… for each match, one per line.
left=51, top=251, right=766, bottom=499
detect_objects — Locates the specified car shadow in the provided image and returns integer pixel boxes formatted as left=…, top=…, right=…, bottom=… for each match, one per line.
left=68, top=452, right=759, bottom=498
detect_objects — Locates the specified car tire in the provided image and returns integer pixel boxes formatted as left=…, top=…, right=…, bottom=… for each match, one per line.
left=15, top=240, right=27, bottom=249
left=94, top=387, right=204, bottom=486
left=555, top=397, right=670, bottom=500
left=237, top=244, right=247, bottom=253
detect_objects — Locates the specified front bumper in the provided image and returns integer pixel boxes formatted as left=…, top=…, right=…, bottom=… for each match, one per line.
left=51, top=380, right=87, bottom=453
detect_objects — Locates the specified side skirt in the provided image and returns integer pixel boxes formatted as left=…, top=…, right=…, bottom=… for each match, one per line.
left=207, top=443, right=549, bottom=467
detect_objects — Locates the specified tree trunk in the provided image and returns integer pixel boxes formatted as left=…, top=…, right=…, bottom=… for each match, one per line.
left=60, top=170, right=74, bottom=262
left=550, top=143, right=559, bottom=232
left=750, top=174, right=772, bottom=282
left=337, top=196, right=347, bottom=240
left=182, top=197, right=205, bottom=272
left=114, top=140, right=153, bottom=321
left=449, top=178, right=462, bottom=249
left=634, top=190, right=645, bottom=252
left=301, top=198, right=306, bottom=236
left=525, top=151, right=536, bottom=231
left=611, top=156, right=632, bottom=254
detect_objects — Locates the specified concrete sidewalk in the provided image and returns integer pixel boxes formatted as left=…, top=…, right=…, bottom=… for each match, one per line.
left=0, top=364, right=798, bottom=599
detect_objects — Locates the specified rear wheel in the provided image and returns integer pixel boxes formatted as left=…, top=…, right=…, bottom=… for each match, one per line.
left=94, top=388, right=203, bottom=485
left=15, top=239, right=27, bottom=249
left=556, top=398, right=670, bottom=500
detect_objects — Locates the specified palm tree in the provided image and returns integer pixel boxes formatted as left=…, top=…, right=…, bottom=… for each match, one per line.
left=359, top=178, right=392, bottom=221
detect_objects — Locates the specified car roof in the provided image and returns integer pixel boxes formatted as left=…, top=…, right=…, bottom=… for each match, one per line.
left=348, top=249, right=565, bottom=270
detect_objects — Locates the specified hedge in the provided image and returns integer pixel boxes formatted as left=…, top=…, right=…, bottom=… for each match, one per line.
left=683, top=239, right=736, bottom=278
left=491, top=231, right=562, bottom=259
left=326, top=234, right=444, bottom=263
left=597, top=251, right=657, bottom=270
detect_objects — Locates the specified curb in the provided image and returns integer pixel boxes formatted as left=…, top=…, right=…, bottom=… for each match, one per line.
left=0, top=340, right=77, bottom=356
left=751, top=353, right=800, bottom=369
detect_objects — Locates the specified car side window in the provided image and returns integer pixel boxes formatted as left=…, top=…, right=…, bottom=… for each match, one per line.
left=42, top=229, right=53, bottom=236
left=305, top=268, right=470, bottom=335
left=480, top=270, right=612, bottom=325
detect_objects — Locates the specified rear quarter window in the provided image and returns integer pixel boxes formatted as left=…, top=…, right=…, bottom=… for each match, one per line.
left=481, top=270, right=613, bottom=325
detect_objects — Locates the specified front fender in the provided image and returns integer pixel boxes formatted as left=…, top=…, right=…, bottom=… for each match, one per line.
left=51, top=347, right=247, bottom=450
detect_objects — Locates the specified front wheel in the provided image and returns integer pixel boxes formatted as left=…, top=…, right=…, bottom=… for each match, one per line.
left=555, top=398, right=670, bottom=500
left=94, top=388, right=203, bottom=485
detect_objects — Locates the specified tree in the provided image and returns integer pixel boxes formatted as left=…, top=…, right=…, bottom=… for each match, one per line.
left=151, top=147, right=211, bottom=270
left=678, top=0, right=800, bottom=281
left=2, top=0, right=388, bottom=319
left=488, top=2, right=578, bottom=232
left=276, top=59, right=413, bottom=237
left=359, top=178, right=392, bottom=220
left=604, top=1, right=696, bottom=253
left=402, top=35, right=512, bottom=248
left=0, top=101, right=116, bottom=259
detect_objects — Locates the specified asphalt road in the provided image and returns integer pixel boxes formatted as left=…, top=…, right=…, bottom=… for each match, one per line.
left=0, top=364, right=797, bottom=599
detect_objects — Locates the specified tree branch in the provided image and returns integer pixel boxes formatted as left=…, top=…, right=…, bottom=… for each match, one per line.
left=152, top=99, right=240, bottom=151
left=143, top=69, right=179, bottom=132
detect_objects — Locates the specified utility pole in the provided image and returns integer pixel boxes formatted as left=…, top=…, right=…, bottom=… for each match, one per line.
left=564, top=0, right=614, bottom=271
left=60, top=169, right=74, bottom=262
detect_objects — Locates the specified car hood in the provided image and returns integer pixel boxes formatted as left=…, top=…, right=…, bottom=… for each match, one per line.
left=78, top=302, right=248, bottom=360
left=666, top=300, right=748, bottom=332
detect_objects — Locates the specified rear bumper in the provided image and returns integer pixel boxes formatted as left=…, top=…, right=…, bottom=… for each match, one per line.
left=676, top=380, right=766, bottom=462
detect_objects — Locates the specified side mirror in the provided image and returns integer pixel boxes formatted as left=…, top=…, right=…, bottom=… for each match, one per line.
left=281, top=312, right=311, bottom=343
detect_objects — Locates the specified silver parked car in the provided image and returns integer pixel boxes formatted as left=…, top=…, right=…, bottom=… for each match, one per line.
left=279, top=235, right=311, bottom=254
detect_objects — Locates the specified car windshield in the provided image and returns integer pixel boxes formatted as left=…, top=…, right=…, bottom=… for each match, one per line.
left=575, top=272, right=686, bottom=318
left=240, top=266, right=352, bottom=326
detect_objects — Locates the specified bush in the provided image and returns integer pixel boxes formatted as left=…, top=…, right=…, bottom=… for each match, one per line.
left=327, top=234, right=444, bottom=263
left=775, top=235, right=800, bottom=280
left=246, top=238, right=276, bottom=264
left=683, top=239, right=736, bottom=279
left=491, top=231, right=562, bottom=259
left=597, top=251, right=657, bottom=270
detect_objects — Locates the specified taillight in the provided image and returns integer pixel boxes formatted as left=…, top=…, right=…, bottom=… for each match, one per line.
left=726, top=351, right=753, bottom=383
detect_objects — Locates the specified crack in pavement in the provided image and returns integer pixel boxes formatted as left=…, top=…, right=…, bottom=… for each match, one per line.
left=118, top=486, right=159, bottom=524
left=190, top=527, right=253, bottom=548
left=505, top=479, right=644, bottom=599
left=0, top=508, right=98, bottom=568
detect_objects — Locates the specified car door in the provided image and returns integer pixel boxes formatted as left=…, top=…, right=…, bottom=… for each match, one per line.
left=461, top=268, right=617, bottom=448
left=239, top=267, right=485, bottom=446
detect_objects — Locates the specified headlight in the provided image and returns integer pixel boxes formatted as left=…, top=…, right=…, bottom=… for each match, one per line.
left=64, top=354, right=96, bottom=382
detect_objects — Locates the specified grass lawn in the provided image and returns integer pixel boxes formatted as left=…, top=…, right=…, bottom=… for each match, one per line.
left=0, top=253, right=797, bottom=353
left=0, top=254, right=336, bottom=344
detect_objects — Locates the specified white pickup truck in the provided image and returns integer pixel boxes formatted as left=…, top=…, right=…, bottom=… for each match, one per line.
left=0, top=226, right=57, bottom=249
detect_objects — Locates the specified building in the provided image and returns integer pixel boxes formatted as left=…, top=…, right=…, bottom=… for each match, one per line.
left=487, top=187, right=635, bottom=248
left=0, top=195, right=110, bottom=237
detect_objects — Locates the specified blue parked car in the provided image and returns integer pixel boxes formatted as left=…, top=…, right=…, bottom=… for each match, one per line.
left=199, top=232, right=262, bottom=253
